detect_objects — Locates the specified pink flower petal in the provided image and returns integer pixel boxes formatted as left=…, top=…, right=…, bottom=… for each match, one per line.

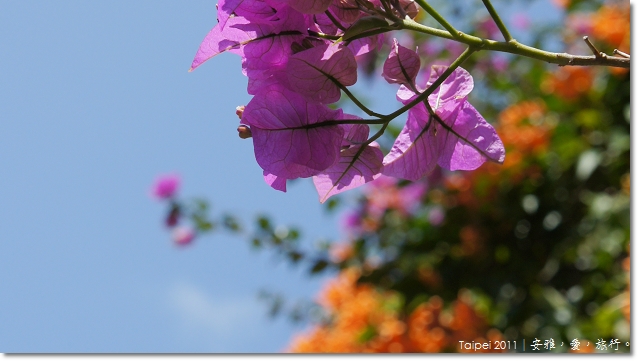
left=242, top=85, right=344, bottom=179
left=313, top=143, right=384, bottom=203
left=435, top=100, right=505, bottom=170
left=382, top=103, right=438, bottom=181
left=264, top=171, right=287, bottom=192
left=382, top=38, right=421, bottom=86
left=285, top=0, right=333, bottom=14
left=286, top=43, right=357, bottom=104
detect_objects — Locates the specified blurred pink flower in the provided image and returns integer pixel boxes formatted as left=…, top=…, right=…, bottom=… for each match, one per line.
left=477, top=17, right=500, bottom=39
left=398, top=182, right=427, bottom=214
left=341, top=211, right=362, bottom=232
left=420, top=40, right=442, bottom=57
left=172, top=226, right=195, bottom=246
left=151, top=174, right=180, bottom=199
left=566, top=13, right=593, bottom=35
left=329, top=242, right=354, bottom=263
left=428, top=205, right=445, bottom=226
left=512, top=13, right=530, bottom=30
left=364, top=176, right=427, bottom=218
left=491, top=54, right=509, bottom=72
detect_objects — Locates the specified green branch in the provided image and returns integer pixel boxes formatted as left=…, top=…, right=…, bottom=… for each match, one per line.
left=413, top=0, right=462, bottom=41
left=481, top=0, right=513, bottom=42
left=400, top=18, right=630, bottom=68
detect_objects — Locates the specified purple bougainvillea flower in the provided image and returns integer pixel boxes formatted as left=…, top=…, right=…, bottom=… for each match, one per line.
left=286, top=42, right=357, bottom=104
left=151, top=174, right=180, bottom=199
left=330, top=0, right=363, bottom=23
left=190, top=5, right=307, bottom=72
left=435, top=100, right=505, bottom=170
left=347, top=33, right=384, bottom=58
left=311, top=12, right=342, bottom=35
left=384, top=66, right=505, bottom=180
left=190, top=17, right=262, bottom=71
left=217, top=0, right=276, bottom=30
left=239, top=7, right=309, bottom=94
left=242, top=29, right=306, bottom=78
left=398, top=65, right=474, bottom=104
left=312, top=120, right=384, bottom=203
left=246, top=69, right=292, bottom=95
left=425, top=65, right=474, bottom=118
left=313, top=142, right=384, bottom=203
left=285, top=0, right=333, bottom=14
left=340, top=122, right=369, bottom=146
left=382, top=38, right=421, bottom=87
left=382, top=102, right=439, bottom=181
left=263, top=171, right=287, bottom=192
left=241, top=84, right=344, bottom=179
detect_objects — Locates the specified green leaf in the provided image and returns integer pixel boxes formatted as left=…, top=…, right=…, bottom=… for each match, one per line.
left=310, top=259, right=329, bottom=274
left=194, top=199, right=209, bottom=212
left=287, top=251, right=303, bottom=263
left=326, top=198, right=340, bottom=212
left=222, top=214, right=241, bottom=232
left=192, top=214, right=214, bottom=232
left=198, top=221, right=213, bottom=231
left=288, top=228, right=300, bottom=240
left=342, top=16, right=390, bottom=41
left=251, top=238, right=262, bottom=249
left=357, top=325, right=377, bottom=343
left=257, top=216, right=271, bottom=230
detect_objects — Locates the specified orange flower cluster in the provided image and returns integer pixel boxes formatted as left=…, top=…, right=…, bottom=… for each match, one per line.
left=288, top=269, right=505, bottom=353
left=541, top=66, right=594, bottom=101
left=288, top=269, right=406, bottom=353
left=495, top=99, right=553, bottom=176
left=592, top=2, right=630, bottom=77
left=591, top=3, right=630, bottom=53
left=445, top=100, right=552, bottom=207
left=498, top=100, right=550, bottom=155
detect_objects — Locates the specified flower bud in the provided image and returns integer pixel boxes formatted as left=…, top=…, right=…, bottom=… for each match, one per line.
left=237, top=125, right=252, bottom=139
left=235, top=105, right=245, bottom=119
left=172, top=226, right=195, bottom=246
left=165, top=204, right=180, bottom=227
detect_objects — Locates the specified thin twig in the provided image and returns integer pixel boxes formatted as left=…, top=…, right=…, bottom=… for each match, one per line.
left=399, top=18, right=630, bottom=68
left=481, top=0, right=513, bottom=42
left=390, top=0, right=408, bottom=19
left=307, top=30, right=341, bottom=41
left=340, top=86, right=386, bottom=118
left=614, top=49, right=631, bottom=59
left=324, top=11, right=347, bottom=32
left=583, top=36, right=605, bottom=58
left=413, top=0, right=463, bottom=41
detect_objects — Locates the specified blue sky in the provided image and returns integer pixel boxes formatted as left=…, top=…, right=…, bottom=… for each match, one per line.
left=0, top=0, right=566, bottom=353
left=0, top=0, right=353, bottom=352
